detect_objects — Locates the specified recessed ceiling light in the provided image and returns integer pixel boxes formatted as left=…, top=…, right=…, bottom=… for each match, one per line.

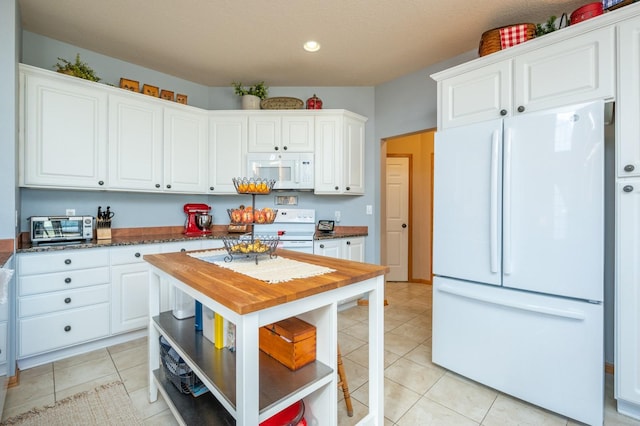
left=303, top=41, right=320, bottom=52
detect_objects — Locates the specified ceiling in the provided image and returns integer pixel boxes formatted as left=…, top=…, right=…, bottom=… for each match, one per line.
left=19, top=0, right=589, bottom=87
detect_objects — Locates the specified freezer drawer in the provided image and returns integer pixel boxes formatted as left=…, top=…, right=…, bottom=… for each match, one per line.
left=432, top=276, right=603, bottom=426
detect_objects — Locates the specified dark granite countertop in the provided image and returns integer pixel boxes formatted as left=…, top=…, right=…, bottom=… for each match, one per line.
left=0, top=252, right=12, bottom=266
left=17, top=226, right=368, bottom=254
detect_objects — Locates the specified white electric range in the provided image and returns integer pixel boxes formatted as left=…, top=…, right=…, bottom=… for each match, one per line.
left=257, top=208, right=316, bottom=254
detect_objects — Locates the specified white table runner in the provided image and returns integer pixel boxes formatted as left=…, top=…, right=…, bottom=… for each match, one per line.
left=188, top=249, right=335, bottom=284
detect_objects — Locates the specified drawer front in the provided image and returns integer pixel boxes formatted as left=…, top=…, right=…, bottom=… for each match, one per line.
left=19, top=267, right=110, bottom=296
left=19, top=249, right=109, bottom=275
left=110, top=244, right=160, bottom=265
left=18, top=303, right=110, bottom=358
left=19, top=284, right=110, bottom=317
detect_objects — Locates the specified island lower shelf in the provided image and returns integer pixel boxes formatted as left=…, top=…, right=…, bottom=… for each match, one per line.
left=152, top=311, right=334, bottom=421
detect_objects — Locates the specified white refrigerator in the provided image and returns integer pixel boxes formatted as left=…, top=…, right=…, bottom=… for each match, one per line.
left=432, top=101, right=604, bottom=425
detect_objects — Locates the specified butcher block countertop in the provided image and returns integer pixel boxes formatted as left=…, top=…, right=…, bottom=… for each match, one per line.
left=144, top=248, right=387, bottom=315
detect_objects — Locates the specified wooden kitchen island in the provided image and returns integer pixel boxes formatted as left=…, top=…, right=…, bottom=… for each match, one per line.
left=145, top=248, right=387, bottom=425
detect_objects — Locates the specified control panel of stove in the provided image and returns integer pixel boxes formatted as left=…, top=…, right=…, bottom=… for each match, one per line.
left=274, top=208, right=316, bottom=224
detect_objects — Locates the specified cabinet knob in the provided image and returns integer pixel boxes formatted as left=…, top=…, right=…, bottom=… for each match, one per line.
left=210, top=186, right=214, bottom=191
left=346, top=241, right=351, bottom=245
left=274, top=146, right=279, bottom=151
left=64, top=297, right=71, bottom=304
left=155, top=184, right=161, bottom=188
left=64, top=259, right=71, bottom=265
left=319, top=244, right=325, bottom=249
left=623, top=185, right=634, bottom=193
left=135, top=252, right=141, bottom=258
left=166, top=184, right=172, bottom=189
left=334, top=186, right=339, bottom=190
left=98, top=180, right=104, bottom=186
left=283, top=146, right=288, bottom=151
left=624, top=164, right=635, bottom=172
left=65, top=277, right=71, bottom=284
left=500, top=109, right=507, bottom=116
left=64, top=325, right=71, bottom=332
left=517, top=106, right=525, bottom=113
left=181, top=248, right=186, bottom=252
left=346, top=186, right=351, bottom=191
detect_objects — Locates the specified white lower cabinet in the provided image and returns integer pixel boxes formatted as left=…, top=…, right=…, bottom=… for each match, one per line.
left=110, top=244, right=161, bottom=334
left=314, top=237, right=365, bottom=262
left=616, top=179, right=640, bottom=418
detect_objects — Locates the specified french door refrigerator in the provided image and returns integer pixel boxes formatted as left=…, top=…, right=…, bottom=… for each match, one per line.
left=432, top=100, right=604, bottom=425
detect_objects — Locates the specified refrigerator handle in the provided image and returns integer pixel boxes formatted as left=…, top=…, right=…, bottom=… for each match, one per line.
left=490, top=130, right=500, bottom=273
left=503, top=128, right=513, bottom=275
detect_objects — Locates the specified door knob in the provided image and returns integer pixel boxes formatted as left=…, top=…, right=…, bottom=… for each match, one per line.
left=402, top=223, right=407, bottom=228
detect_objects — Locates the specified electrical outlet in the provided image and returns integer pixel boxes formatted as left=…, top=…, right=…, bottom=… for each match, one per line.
left=66, top=208, right=76, bottom=216
left=366, top=205, right=373, bottom=215
left=334, top=210, right=341, bottom=223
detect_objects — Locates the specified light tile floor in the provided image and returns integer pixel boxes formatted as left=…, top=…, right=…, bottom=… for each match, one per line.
left=2, top=281, right=639, bottom=425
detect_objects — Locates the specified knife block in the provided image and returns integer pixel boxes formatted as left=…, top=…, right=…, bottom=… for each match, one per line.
left=96, top=219, right=112, bottom=240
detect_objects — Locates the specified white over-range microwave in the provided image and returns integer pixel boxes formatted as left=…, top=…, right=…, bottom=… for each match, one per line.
left=247, top=153, right=314, bottom=190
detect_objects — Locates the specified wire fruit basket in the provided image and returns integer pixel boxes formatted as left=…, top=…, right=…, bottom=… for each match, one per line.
left=232, top=177, right=276, bottom=194
left=222, top=234, right=279, bottom=264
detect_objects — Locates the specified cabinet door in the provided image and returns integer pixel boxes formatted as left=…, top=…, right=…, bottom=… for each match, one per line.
left=439, top=60, right=512, bottom=129
left=314, top=240, right=342, bottom=258
left=616, top=180, right=640, bottom=407
left=343, top=116, right=365, bottom=195
left=617, top=17, right=640, bottom=178
left=108, top=94, right=164, bottom=191
left=314, top=115, right=342, bottom=194
left=344, top=237, right=365, bottom=262
left=209, top=114, right=247, bottom=193
left=164, top=107, right=208, bottom=193
left=111, top=263, right=150, bottom=334
left=513, top=26, right=615, bottom=115
left=282, top=115, right=314, bottom=152
left=21, top=72, right=107, bottom=188
left=248, top=115, right=281, bottom=152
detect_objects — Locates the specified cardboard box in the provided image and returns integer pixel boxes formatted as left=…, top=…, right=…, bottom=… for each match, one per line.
left=259, top=317, right=316, bottom=370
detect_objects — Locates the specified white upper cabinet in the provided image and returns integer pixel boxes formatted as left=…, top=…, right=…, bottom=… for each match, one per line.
left=163, top=106, right=209, bottom=193
left=248, top=113, right=314, bottom=153
left=513, top=26, right=615, bottom=114
left=108, top=93, right=164, bottom=191
left=617, top=16, right=640, bottom=178
left=314, top=112, right=367, bottom=195
left=435, top=25, right=615, bottom=129
left=20, top=66, right=108, bottom=188
left=438, top=61, right=512, bottom=128
left=208, top=113, right=248, bottom=194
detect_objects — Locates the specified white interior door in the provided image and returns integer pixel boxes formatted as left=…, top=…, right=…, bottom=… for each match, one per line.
left=386, top=157, right=409, bottom=281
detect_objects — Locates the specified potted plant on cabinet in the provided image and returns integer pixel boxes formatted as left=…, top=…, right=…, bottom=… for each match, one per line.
left=232, top=81, right=269, bottom=109
left=54, top=53, right=101, bottom=82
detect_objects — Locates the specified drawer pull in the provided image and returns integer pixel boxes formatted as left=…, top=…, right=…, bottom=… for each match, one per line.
left=64, top=259, right=71, bottom=265
left=64, top=325, right=71, bottom=332
left=181, top=248, right=186, bottom=252
left=319, top=244, right=325, bottom=249
left=346, top=241, right=351, bottom=245
left=135, top=252, right=141, bottom=258
left=64, top=277, right=72, bottom=284
left=623, top=185, right=634, bottom=193
left=624, top=164, right=635, bottom=172
left=64, top=297, right=71, bottom=304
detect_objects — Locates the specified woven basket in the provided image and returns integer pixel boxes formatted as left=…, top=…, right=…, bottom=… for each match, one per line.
left=478, top=23, right=536, bottom=57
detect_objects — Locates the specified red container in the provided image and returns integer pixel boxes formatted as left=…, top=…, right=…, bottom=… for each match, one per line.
left=260, top=400, right=306, bottom=426
left=570, top=2, right=603, bottom=24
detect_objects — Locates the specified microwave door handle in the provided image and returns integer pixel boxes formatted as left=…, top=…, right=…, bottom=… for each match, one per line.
left=294, top=161, right=300, bottom=184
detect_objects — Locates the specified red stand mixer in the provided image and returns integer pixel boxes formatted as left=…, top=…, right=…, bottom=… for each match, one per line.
left=183, top=203, right=213, bottom=236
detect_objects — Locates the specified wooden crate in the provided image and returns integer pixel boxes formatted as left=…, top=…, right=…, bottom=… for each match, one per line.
left=259, top=317, right=316, bottom=370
